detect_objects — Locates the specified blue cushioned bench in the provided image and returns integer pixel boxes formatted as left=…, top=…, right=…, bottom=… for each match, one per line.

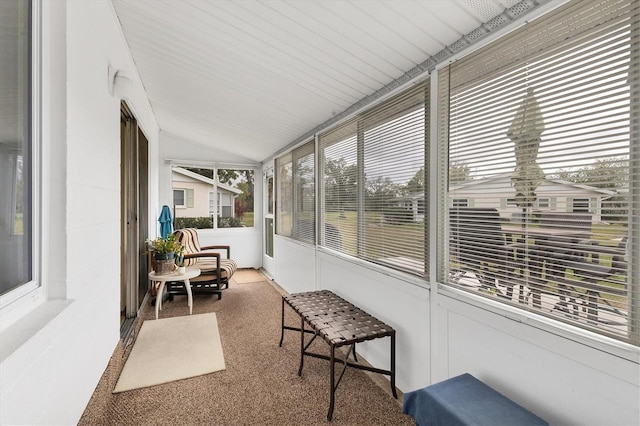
left=403, top=373, right=548, bottom=426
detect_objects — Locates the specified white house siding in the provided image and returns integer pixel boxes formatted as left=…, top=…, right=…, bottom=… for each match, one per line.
left=449, top=175, right=612, bottom=222
left=0, top=1, right=159, bottom=424
left=172, top=174, right=211, bottom=218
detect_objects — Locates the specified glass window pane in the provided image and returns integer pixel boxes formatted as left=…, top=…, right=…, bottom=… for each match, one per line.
left=441, top=0, right=635, bottom=343
left=171, top=166, right=254, bottom=229
left=0, top=0, right=32, bottom=296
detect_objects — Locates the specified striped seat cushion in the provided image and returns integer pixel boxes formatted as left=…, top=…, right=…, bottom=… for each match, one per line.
left=174, top=228, right=201, bottom=267
left=190, top=258, right=238, bottom=282
left=173, top=228, right=237, bottom=282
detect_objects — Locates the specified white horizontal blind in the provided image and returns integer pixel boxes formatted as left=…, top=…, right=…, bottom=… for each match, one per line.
left=439, top=0, right=638, bottom=344
left=361, top=85, right=427, bottom=275
left=275, top=153, right=293, bottom=237
left=320, top=119, right=358, bottom=254
left=319, top=83, right=428, bottom=276
left=276, top=141, right=315, bottom=244
left=292, top=142, right=315, bottom=244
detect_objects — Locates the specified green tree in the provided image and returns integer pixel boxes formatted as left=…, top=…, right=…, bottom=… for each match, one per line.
left=217, top=169, right=239, bottom=184
left=324, top=158, right=358, bottom=211
left=552, top=157, right=628, bottom=189
left=405, top=167, right=425, bottom=194
left=366, top=176, right=400, bottom=210
left=185, top=167, right=214, bottom=179
left=551, top=157, right=629, bottom=222
left=449, top=161, right=473, bottom=185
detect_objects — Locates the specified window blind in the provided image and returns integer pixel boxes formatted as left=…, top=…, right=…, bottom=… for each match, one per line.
left=275, top=152, right=293, bottom=237
left=438, top=0, right=638, bottom=344
left=319, top=83, right=428, bottom=276
left=275, top=140, right=315, bottom=244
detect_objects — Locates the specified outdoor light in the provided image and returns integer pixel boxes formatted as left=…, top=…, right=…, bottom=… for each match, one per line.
left=108, top=66, right=134, bottom=99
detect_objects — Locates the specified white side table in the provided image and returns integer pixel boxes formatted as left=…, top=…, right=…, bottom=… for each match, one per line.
left=149, top=267, right=201, bottom=319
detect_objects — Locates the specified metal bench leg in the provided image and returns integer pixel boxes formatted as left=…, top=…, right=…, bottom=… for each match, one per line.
left=279, top=297, right=285, bottom=347
left=298, top=316, right=305, bottom=376
left=328, top=344, right=336, bottom=421
left=391, top=332, right=397, bottom=398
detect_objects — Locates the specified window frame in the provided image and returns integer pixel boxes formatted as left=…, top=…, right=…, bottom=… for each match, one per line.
left=170, top=164, right=256, bottom=229
left=0, top=0, right=40, bottom=312
left=317, top=83, right=429, bottom=277
left=275, top=140, right=315, bottom=244
left=173, top=188, right=186, bottom=208
left=436, top=0, right=638, bottom=346
left=572, top=197, right=591, bottom=213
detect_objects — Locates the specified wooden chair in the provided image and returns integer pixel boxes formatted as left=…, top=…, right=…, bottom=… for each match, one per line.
left=168, top=228, right=238, bottom=299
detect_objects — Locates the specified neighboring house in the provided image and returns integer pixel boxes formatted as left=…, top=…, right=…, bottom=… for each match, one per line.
left=172, top=167, right=242, bottom=218
left=396, top=173, right=617, bottom=223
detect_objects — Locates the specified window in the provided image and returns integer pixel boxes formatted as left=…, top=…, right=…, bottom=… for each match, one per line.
left=0, top=0, right=34, bottom=301
left=319, top=83, right=428, bottom=276
left=276, top=141, right=315, bottom=244
left=438, top=0, right=637, bottom=344
left=452, top=199, right=469, bottom=208
left=537, top=198, right=550, bottom=209
left=171, top=166, right=254, bottom=229
left=173, top=189, right=186, bottom=207
left=572, top=198, right=591, bottom=213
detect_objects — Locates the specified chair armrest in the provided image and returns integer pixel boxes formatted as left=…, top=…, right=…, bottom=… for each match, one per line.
left=184, top=252, right=220, bottom=260
left=199, top=245, right=231, bottom=258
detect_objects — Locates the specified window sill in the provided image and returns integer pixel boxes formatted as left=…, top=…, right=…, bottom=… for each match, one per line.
left=0, top=299, right=73, bottom=362
left=436, top=283, right=640, bottom=366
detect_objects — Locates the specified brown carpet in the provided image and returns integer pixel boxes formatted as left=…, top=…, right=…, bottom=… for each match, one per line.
left=80, top=278, right=415, bottom=425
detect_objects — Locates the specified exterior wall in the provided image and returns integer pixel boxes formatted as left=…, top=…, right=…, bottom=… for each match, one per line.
left=172, top=176, right=211, bottom=218
left=449, top=177, right=607, bottom=222
left=0, top=1, right=159, bottom=424
left=273, top=238, right=640, bottom=425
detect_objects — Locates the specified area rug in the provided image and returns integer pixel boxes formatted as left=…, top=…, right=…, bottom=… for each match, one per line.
left=232, top=268, right=265, bottom=284
left=113, top=313, right=225, bottom=393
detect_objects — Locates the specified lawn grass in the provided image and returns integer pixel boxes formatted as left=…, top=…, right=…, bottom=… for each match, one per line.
left=240, top=212, right=254, bottom=227
left=14, top=213, right=23, bottom=235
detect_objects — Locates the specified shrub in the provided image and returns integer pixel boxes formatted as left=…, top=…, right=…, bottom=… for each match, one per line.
left=174, top=216, right=245, bottom=229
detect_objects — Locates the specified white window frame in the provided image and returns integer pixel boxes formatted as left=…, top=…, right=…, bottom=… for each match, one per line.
left=170, top=164, right=256, bottom=229
left=173, top=188, right=186, bottom=208
left=572, top=197, right=591, bottom=212
left=436, top=0, right=637, bottom=347
left=537, top=197, right=550, bottom=209
left=1, top=0, right=42, bottom=325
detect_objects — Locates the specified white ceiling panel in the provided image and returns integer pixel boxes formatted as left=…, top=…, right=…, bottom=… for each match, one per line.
left=111, top=0, right=553, bottom=163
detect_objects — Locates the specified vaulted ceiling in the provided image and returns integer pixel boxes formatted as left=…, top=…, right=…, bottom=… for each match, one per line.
left=111, top=0, right=554, bottom=163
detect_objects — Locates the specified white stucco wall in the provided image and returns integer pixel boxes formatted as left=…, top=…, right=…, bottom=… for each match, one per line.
left=273, top=236, right=640, bottom=426
left=0, top=1, right=159, bottom=424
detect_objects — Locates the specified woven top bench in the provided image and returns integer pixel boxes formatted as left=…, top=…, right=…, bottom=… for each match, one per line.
left=282, top=290, right=395, bottom=347
left=279, top=290, right=397, bottom=421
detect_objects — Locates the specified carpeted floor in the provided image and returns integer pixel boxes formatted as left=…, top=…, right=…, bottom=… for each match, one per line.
left=80, top=276, right=415, bottom=425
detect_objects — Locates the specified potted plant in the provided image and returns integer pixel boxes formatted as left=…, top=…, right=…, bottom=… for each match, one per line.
left=149, top=235, right=182, bottom=274
left=175, top=246, right=186, bottom=274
